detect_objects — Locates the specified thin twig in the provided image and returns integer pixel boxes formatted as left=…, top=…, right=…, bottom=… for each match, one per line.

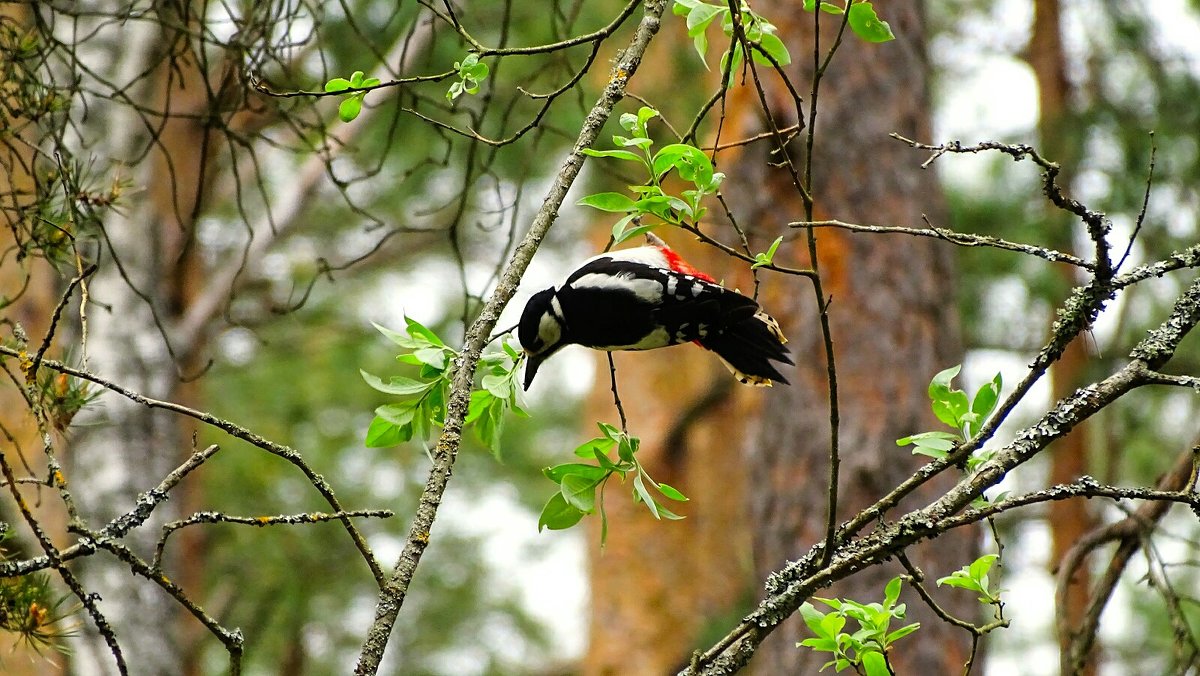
left=607, top=353, right=628, bottom=433
left=0, top=346, right=385, bottom=584
left=793, top=220, right=1092, bottom=269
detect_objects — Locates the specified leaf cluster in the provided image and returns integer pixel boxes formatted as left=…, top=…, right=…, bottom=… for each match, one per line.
left=798, top=577, right=917, bottom=675
left=579, top=106, right=724, bottom=243
left=896, top=365, right=1005, bottom=506
left=447, top=53, right=491, bottom=102
left=538, top=423, right=688, bottom=546
left=672, top=0, right=791, bottom=82
left=936, top=554, right=1003, bottom=606
left=362, top=317, right=525, bottom=458
left=803, top=1, right=896, bottom=43
left=324, top=70, right=382, bottom=122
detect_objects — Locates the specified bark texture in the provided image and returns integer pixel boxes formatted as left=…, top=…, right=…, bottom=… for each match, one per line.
left=735, top=4, right=978, bottom=672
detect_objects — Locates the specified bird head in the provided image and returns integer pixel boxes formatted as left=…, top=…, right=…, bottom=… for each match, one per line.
left=517, top=287, right=567, bottom=389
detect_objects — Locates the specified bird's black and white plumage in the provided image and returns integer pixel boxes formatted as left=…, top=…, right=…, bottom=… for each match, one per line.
left=518, top=237, right=793, bottom=389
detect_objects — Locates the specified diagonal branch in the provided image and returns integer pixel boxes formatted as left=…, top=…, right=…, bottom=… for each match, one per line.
left=687, top=273, right=1200, bottom=673
left=352, top=1, right=669, bottom=673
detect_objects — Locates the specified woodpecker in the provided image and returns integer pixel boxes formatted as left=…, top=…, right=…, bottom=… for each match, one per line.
left=518, top=234, right=793, bottom=389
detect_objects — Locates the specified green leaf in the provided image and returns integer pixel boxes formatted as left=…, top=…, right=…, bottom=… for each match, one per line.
left=560, top=473, right=599, bottom=512
left=376, top=402, right=418, bottom=427
left=465, top=389, right=491, bottom=424
left=653, top=143, right=713, bottom=187
left=884, top=576, right=902, bottom=607
left=614, top=219, right=660, bottom=245
left=476, top=397, right=505, bottom=455
left=338, top=95, right=362, bottom=122
left=936, top=575, right=983, bottom=594
left=718, top=44, right=745, bottom=87
left=685, top=2, right=723, bottom=34
left=365, top=416, right=405, bottom=447
left=654, top=499, right=685, bottom=520
left=360, top=370, right=433, bottom=396
left=632, top=473, right=659, bottom=518
left=481, top=373, right=510, bottom=399
left=466, top=61, right=489, bottom=80
left=968, top=372, right=1002, bottom=437
left=373, top=322, right=419, bottom=348
left=752, top=33, right=791, bottom=66
left=617, top=435, right=638, bottom=463
left=928, top=364, right=961, bottom=400
left=752, top=236, right=784, bottom=269
left=636, top=106, right=659, bottom=132
left=582, top=148, right=645, bottom=163
left=693, top=31, right=710, bottom=67
left=578, top=192, right=637, bottom=213
left=362, top=77, right=381, bottom=88
left=538, top=492, right=585, bottom=531
left=895, top=430, right=958, bottom=446
left=573, top=436, right=613, bottom=459
left=847, top=2, right=895, bottom=43
left=404, top=315, right=444, bottom=346
left=885, top=622, right=920, bottom=643
left=800, top=602, right=831, bottom=638
left=657, top=482, right=689, bottom=502
left=543, top=463, right=608, bottom=483
left=861, top=650, right=889, bottom=676
left=803, top=0, right=845, bottom=14
left=349, top=70, right=365, bottom=86
left=969, top=554, right=998, bottom=581
left=324, top=77, right=352, bottom=93
left=617, top=135, right=654, bottom=149
left=414, top=347, right=447, bottom=370
left=912, top=436, right=955, bottom=452
left=596, top=422, right=621, bottom=440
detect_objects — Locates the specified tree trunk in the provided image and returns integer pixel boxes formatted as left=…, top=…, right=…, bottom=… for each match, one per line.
left=69, top=8, right=213, bottom=672
left=738, top=4, right=977, bottom=672
left=1028, top=2, right=1097, bottom=673
left=582, top=236, right=758, bottom=674
left=584, top=3, right=975, bottom=674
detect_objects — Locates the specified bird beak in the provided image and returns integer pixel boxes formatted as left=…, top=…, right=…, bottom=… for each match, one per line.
left=522, top=352, right=545, bottom=390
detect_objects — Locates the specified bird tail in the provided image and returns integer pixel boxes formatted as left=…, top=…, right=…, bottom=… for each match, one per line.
left=699, top=309, right=794, bottom=386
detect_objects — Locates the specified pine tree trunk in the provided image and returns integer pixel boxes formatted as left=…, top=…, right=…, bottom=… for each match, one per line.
left=736, top=4, right=978, bottom=671
left=1028, top=2, right=1097, bottom=673
left=582, top=237, right=758, bottom=674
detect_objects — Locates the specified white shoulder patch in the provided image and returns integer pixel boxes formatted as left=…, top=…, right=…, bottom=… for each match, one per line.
left=580, top=245, right=668, bottom=269
left=570, top=271, right=663, bottom=303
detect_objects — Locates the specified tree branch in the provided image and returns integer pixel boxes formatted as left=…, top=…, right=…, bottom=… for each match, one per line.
left=352, top=2, right=670, bottom=672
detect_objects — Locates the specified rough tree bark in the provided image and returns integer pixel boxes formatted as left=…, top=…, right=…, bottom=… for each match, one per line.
left=585, top=3, right=977, bottom=673
left=69, top=8, right=214, bottom=672
left=738, top=4, right=978, bottom=671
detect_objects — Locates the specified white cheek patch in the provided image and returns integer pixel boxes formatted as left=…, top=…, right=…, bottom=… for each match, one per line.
left=537, top=312, right=561, bottom=349
left=571, top=272, right=663, bottom=303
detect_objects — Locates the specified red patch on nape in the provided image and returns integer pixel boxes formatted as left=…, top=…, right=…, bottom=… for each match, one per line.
left=655, top=245, right=716, bottom=282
